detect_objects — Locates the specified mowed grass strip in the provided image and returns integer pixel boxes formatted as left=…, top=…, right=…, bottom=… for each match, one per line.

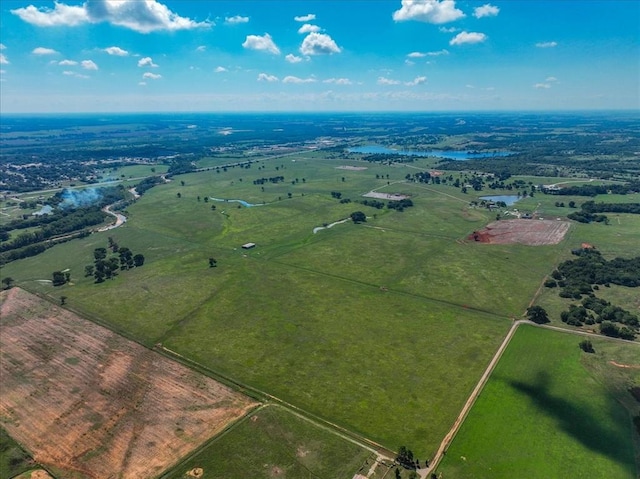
left=437, top=325, right=640, bottom=479
left=162, top=405, right=372, bottom=479
left=162, top=259, right=510, bottom=459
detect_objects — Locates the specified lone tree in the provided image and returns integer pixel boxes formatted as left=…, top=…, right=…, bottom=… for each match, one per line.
left=60, top=296, right=67, bottom=305
left=52, top=271, right=67, bottom=287
left=2, top=276, right=14, bottom=290
left=350, top=211, right=367, bottom=223
left=133, top=254, right=145, bottom=267
left=396, top=446, right=416, bottom=470
left=579, top=339, right=595, bottom=353
left=526, top=305, right=550, bottom=324
left=209, top=257, right=217, bottom=268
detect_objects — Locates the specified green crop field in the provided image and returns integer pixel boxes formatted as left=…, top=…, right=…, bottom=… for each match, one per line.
left=162, top=405, right=372, bottom=479
left=437, top=325, right=640, bottom=479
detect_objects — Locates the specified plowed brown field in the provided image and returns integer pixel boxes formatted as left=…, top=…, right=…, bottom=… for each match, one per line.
left=469, top=219, right=570, bottom=245
left=0, top=288, right=257, bottom=479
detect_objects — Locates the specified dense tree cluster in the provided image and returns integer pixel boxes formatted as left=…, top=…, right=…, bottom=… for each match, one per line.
left=549, top=248, right=640, bottom=340
left=544, top=181, right=640, bottom=197
left=135, top=175, right=165, bottom=195
left=86, top=238, right=145, bottom=284
left=253, top=176, right=285, bottom=185
left=579, top=200, right=640, bottom=215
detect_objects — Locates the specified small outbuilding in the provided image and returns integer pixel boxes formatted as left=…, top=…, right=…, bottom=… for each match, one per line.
left=242, top=243, right=256, bottom=249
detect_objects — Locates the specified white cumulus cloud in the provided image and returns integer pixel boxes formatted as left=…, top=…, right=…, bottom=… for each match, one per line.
left=81, top=59, right=98, bottom=70
left=103, top=46, right=128, bottom=56
left=59, top=59, right=78, bottom=65
left=225, top=15, right=249, bottom=25
left=12, top=0, right=210, bottom=33
left=143, top=72, right=161, bottom=79
left=32, top=47, right=59, bottom=55
left=283, top=76, right=316, bottom=84
left=324, top=78, right=352, bottom=85
left=285, top=54, right=303, bottom=63
left=138, top=57, right=158, bottom=67
left=393, top=0, right=465, bottom=24
left=0, top=44, right=6, bottom=50
left=196, top=45, right=206, bottom=52
left=257, top=73, right=279, bottom=82
left=405, top=76, right=427, bottom=86
left=536, top=41, right=558, bottom=48
left=298, top=24, right=320, bottom=34
left=546, top=76, right=558, bottom=82
left=294, top=14, right=316, bottom=22
left=378, top=77, right=401, bottom=85
left=450, top=31, right=487, bottom=45
left=215, top=66, right=227, bottom=73
left=534, top=83, right=551, bottom=89
left=0, top=54, right=9, bottom=65
left=407, top=52, right=426, bottom=58
left=300, top=32, right=341, bottom=55
left=243, top=33, right=280, bottom=54
left=473, top=4, right=499, bottom=18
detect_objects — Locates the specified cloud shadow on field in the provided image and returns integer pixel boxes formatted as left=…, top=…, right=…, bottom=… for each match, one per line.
left=508, top=371, right=634, bottom=468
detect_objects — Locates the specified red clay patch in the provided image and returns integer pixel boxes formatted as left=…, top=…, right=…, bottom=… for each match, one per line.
left=469, top=219, right=570, bottom=245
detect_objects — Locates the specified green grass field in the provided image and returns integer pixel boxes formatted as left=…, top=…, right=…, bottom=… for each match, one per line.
left=2, top=154, right=638, bottom=471
left=436, top=325, right=640, bottom=479
left=0, top=427, right=36, bottom=478
left=161, top=405, right=372, bottom=479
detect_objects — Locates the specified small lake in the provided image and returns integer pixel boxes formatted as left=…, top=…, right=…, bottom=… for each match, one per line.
left=479, top=195, right=521, bottom=206
left=348, top=145, right=512, bottom=160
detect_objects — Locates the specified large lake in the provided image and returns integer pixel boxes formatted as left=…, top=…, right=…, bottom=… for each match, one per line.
left=348, top=145, right=512, bottom=160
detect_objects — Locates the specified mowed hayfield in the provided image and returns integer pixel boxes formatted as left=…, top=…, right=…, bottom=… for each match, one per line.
left=2, top=154, right=579, bottom=460
left=436, top=325, right=640, bottom=479
left=162, top=405, right=372, bottom=479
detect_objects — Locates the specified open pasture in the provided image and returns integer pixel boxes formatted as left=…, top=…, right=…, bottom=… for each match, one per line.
left=0, top=154, right=586, bottom=461
left=0, top=288, right=257, bottom=479
left=162, top=405, right=372, bottom=479
left=437, top=325, right=640, bottom=478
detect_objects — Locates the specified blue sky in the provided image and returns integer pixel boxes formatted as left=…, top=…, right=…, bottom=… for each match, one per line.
left=0, top=0, right=638, bottom=113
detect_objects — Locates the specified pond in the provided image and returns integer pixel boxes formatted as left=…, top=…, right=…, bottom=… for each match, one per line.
left=479, top=195, right=521, bottom=206
left=348, top=145, right=512, bottom=160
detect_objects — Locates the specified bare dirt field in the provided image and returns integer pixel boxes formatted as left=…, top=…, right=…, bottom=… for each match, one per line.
left=469, top=219, right=570, bottom=245
left=362, top=191, right=410, bottom=200
left=0, top=288, right=257, bottom=479
left=335, top=165, right=368, bottom=170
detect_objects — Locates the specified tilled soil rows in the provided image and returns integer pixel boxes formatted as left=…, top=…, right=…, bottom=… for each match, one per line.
left=0, top=288, right=257, bottom=479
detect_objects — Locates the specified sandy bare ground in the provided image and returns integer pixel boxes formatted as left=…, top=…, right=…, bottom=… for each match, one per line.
left=0, top=288, right=257, bottom=479
left=362, top=191, right=410, bottom=201
left=469, top=219, right=570, bottom=245
left=336, top=165, right=368, bottom=170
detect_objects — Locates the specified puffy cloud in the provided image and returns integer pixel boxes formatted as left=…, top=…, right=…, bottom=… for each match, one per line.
left=138, top=81, right=146, bottom=86
left=59, top=59, right=78, bottom=65
left=283, top=75, right=316, bottom=84
left=81, top=59, right=98, bottom=70
left=0, top=44, right=6, bottom=49
left=546, top=76, right=558, bottom=82
left=63, top=70, right=89, bottom=78
left=32, top=47, right=59, bottom=55
left=285, top=54, right=303, bottom=63
left=257, top=73, right=278, bottom=82
left=405, top=76, right=427, bottom=86
left=300, top=32, right=341, bottom=55
left=196, top=45, right=206, bottom=52
left=294, top=14, right=316, bottom=22
left=450, top=31, right=487, bottom=45
left=378, top=77, right=401, bottom=85
left=138, top=57, right=158, bottom=67
left=103, top=46, right=128, bottom=56
left=12, top=2, right=88, bottom=26
left=324, top=78, right=352, bottom=85
left=0, top=54, right=9, bottom=65
left=225, top=15, right=249, bottom=25
left=407, top=52, right=426, bottom=58
left=473, top=4, right=499, bottom=18
left=298, top=23, right=320, bottom=34
left=439, top=26, right=458, bottom=33
left=534, top=83, right=551, bottom=89
left=243, top=33, right=280, bottom=54
left=393, top=0, right=465, bottom=24
left=536, top=41, right=557, bottom=48
left=214, top=66, right=227, bottom=73
left=143, top=72, right=161, bottom=79
left=12, top=0, right=210, bottom=33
